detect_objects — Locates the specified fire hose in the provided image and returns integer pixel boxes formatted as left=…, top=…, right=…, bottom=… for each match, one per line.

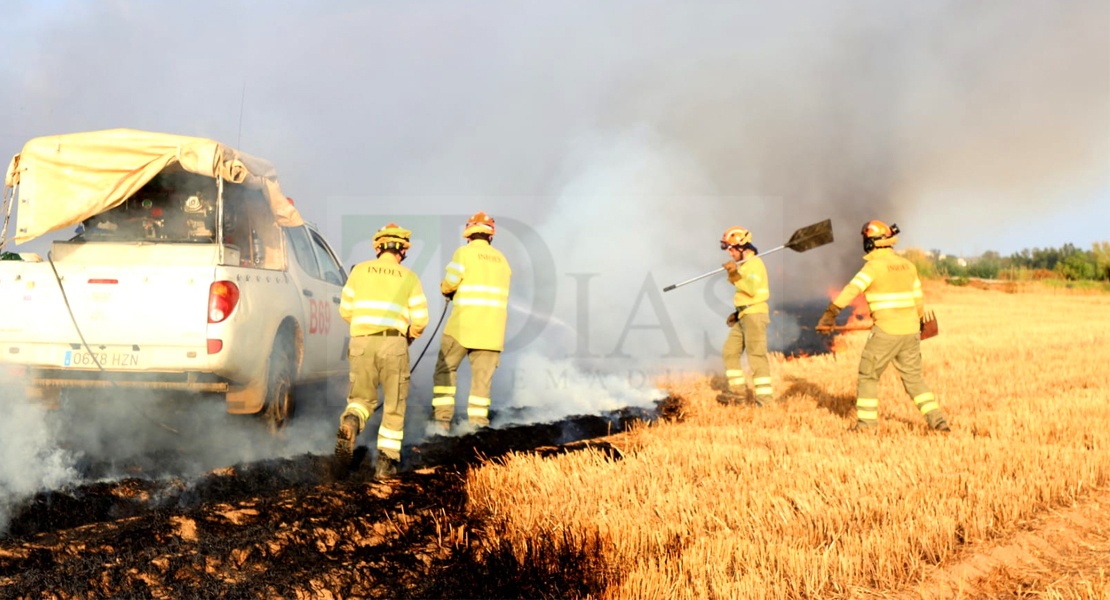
left=410, top=300, right=450, bottom=374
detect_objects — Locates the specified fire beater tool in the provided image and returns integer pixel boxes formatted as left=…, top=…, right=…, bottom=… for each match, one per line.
left=814, top=309, right=939, bottom=339
left=812, top=324, right=873, bottom=333
left=663, top=219, right=834, bottom=292
left=920, top=309, right=939, bottom=340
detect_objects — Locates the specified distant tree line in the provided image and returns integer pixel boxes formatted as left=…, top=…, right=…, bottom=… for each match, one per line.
left=903, top=241, right=1110, bottom=281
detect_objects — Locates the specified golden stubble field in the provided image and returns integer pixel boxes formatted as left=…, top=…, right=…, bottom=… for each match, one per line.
left=465, top=282, right=1110, bottom=599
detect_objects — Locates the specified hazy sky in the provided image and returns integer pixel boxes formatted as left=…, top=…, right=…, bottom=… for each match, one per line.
left=2, top=0, right=1107, bottom=259
left=0, top=2, right=1107, bottom=519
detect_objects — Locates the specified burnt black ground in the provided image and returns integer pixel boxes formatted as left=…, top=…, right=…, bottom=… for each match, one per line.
left=0, top=397, right=681, bottom=599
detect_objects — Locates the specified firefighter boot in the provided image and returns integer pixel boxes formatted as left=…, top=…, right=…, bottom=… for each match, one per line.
left=335, top=414, right=360, bottom=468
left=716, top=391, right=746, bottom=406
left=374, top=455, right=399, bottom=480
left=926, top=410, right=951, bottom=433
left=754, top=392, right=776, bottom=408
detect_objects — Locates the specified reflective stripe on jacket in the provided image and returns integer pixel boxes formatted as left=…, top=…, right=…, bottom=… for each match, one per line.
left=833, top=248, right=924, bottom=335
left=441, top=240, right=512, bottom=351
left=729, top=256, right=770, bottom=317
left=340, top=257, right=429, bottom=338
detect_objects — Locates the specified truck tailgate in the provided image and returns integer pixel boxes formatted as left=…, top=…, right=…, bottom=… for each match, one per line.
left=1, top=254, right=213, bottom=370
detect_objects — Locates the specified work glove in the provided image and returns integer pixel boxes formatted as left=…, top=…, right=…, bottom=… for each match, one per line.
left=722, top=260, right=738, bottom=274
left=816, top=302, right=841, bottom=333
left=443, top=291, right=455, bottom=301
left=725, top=311, right=739, bottom=327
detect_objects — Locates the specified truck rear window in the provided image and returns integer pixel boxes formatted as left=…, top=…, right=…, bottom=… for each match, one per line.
left=74, top=169, right=218, bottom=243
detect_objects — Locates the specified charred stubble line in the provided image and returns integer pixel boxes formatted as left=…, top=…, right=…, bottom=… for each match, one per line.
left=0, top=404, right=676, bottom=597
left=2, top=404, right=661, bottom=538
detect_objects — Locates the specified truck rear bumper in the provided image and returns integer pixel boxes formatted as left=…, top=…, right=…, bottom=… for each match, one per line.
left=26, top=368, right=231, bottom=393
left=31, top=378, right=229, bottom=393
left=3, top=342, right=214, bottom=371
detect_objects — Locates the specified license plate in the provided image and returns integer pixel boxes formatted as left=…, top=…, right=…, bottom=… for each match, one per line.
left=63, top=349, right=142, bottom=369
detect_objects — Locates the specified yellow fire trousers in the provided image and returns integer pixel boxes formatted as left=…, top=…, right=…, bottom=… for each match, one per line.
left=343, top=334, right=410, bottom=461
left=855, top=328, right=948, bottom=430
left=432, top=334, right=501, bottom=426
left=722, top=313, right=774, bottom=405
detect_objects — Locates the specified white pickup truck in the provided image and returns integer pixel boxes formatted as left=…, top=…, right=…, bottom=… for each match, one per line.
left=0, top=130, right=347, bottom=429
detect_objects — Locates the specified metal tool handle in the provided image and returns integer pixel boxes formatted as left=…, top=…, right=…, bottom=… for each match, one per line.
left=663, top=245, right=785, bottom=292
left=662, top=267, right=725, bottom=292
left=663, top=218, right=832, bottom=293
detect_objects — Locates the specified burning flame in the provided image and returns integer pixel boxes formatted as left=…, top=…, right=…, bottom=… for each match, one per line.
left=785, top=350, right=811, bottom=362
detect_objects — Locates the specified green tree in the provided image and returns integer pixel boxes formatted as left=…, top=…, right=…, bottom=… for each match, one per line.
left=1092, top=241, right=1110, bottom=281
left=903, top=248, right=937, bottom=279
left=967, top=251, right=1001, bottom=279
left=1055, top=251, right=1097, bottom=281
left=936, top=255, right=966, bottom=278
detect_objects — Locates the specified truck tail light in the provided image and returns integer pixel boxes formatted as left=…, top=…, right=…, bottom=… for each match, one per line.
left=208, top=281, right=240, bottom=324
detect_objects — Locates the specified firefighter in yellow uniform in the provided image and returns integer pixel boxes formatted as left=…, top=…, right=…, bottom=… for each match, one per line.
left=335, top=223, right=429, bottom=479
left=431, top=212, right=512, bottom=430
left=818, top=220, right=950, bottom=432
left=719, top=226, right=774, bottom=407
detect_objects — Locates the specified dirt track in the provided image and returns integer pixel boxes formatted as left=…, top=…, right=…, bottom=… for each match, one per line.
left=0, top=403, right=674, bottom=599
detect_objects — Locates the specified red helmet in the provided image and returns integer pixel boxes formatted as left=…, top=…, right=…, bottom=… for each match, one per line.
left=463, top=211, right=496, bottom=238
left=720, top=226, right=752, bottom=250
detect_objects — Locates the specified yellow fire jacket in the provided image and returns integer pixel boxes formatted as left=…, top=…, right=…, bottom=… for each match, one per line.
left=441, top=239, right=512, bottom=351
left=833, top=248, right=924, bottom=335
left=340, top=257, right=429, bottom=338
left=728, top=256, right=770, bottom=317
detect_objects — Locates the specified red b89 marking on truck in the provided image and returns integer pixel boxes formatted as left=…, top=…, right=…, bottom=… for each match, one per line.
left=309, top=298, right=332, bottom=335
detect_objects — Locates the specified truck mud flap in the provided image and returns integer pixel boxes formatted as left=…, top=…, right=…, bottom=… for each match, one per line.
left=226, top=378, right=266, bottom=414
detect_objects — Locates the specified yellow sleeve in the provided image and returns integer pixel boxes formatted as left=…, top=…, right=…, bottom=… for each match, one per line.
left=833, top=263, right=875, bottom=308
left=441, top=247, right=466, bottom=296
left=408, top=277, right=430, bottom=339
left=339, top=270, right=357, bottom=323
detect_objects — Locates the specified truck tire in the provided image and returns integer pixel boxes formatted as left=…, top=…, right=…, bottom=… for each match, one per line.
left=263, top=337, right=296, bottom=433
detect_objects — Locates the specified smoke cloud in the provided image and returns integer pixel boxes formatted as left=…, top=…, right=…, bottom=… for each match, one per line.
left=1, top=0, right=1106, bottom=518
left=0, top=383, right=349, bottom=535
left=0, top=390, right=77, bottom=536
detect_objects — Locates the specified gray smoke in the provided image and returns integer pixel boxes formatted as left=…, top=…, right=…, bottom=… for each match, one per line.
left=0, top=390, right=77, bottom=536
left=0, top=382, right=345, bottom=535
left=1, top=0, right=1106, bottom=519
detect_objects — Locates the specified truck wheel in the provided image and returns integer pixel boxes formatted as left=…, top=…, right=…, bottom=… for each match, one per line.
left=263, top=339, right=296, bottom=433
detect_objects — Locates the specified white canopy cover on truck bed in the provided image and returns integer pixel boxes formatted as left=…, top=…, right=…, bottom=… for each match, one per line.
left=4, top=128, right=304, bottom=245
